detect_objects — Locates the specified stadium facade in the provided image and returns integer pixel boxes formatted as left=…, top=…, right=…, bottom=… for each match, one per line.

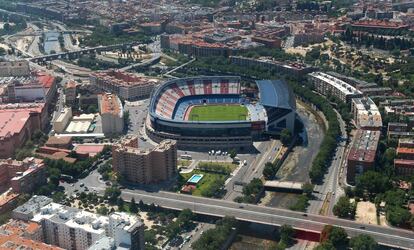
left=146, top=76, right=296, bottom=149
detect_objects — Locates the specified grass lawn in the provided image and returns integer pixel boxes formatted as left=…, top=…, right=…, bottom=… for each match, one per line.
left=188, top=104, right=248, bottom=121
left=197, top=161, right=238, bottom=174
left=178, top=159, right=192, bottom=167
left=181, top=170, right=227, bottom=197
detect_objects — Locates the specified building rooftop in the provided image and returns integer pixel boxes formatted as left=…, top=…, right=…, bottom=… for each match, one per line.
left=92, top=70, right=157, bottom=88
left=74, top=144, right=105, bottom=157
left=352, top=97, right=382, bottom=128
left=397, top=147, right=414, bottom=155
left=348, top=130, right=380, bottom=163
left=394, top=159, right=414, bottom=168
left=0, top=190, right=19, bottom=207
left=99, top=93, right=123, bottom=116
left=32, top=203, right=108, bottom=235
left=310, top=72, right=362, bottom=96
left=0, top=234, right=62, bottom=250
left=13, top=195, right=53, bottom=218
left=46, top=136, right=72, bottom=146
left=8, top=157, right=45, bottom=182
left=256, top=79, right=295, bottom=110
left=0, top=219, right=41, bottom=237
left=0, top=103, right=45, bottom=138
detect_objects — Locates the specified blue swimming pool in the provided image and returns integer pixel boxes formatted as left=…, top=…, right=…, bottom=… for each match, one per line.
left=187, top=174, right=204, bottom=184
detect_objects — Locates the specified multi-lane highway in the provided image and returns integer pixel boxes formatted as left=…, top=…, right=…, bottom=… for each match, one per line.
left=88, top=186, right=414, bottom=249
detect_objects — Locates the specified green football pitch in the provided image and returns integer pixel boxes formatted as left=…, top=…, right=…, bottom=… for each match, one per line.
left=188, top=104, right=248, bottom=121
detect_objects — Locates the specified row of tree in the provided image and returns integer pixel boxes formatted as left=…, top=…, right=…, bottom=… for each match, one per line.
left=317, top=225, right=378, bottom=250
left=192, top=216, right=237, bottom=250
left=188, top=57, right=340, bottom=184
left=342, top=27, right=414, bottom=51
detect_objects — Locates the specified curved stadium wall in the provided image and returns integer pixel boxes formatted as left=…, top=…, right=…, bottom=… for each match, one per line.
left=146, top=76, right=295, bottom=149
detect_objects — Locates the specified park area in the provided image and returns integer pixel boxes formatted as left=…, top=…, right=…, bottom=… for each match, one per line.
left=188, top=104, right=248, bottom=121
left=179, top=161, right=238, bottom=198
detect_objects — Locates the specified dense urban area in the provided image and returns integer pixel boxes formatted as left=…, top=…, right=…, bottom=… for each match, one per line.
left=0, top=0, right=414, bottom=250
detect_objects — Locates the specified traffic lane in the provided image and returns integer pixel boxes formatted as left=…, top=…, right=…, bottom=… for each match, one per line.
left=120, top=188, right=414, bottom=241
left=87, top=184, right=414, bottom=249
left=113, top=189, right=414, bottom=249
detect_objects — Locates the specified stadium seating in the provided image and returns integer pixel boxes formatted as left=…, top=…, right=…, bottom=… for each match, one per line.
left=154, top=78, right=243, bottom=119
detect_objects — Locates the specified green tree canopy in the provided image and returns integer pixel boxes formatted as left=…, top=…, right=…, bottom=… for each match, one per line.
left=350, top=234, right=378, bottom=250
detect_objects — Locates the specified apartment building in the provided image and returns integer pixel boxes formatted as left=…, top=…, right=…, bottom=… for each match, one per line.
left=230, top=56, right=317, bottom=79
left=0, top=61, right=30, bottom=77
left=351, top=97, right=382, bottom=130
left=98, top=93, right=124, bottom=135
left=347, top=130, right=380, bottom=184
left=309, top=72, right=363, bottom=103
left=65, top=81, right=77, bottom=105
left=0, top=157, right=47, bottom=194
left=0, top=103, right=48, bottom=159
left=90, top=70, right=157, bottom=101
left=0, top=219, right=62, bottom=250
left=13, top=196, right=144, bottom=250
left=112, top=136, right=177, bottom=184
left=53, top=107, right=72, bottom=133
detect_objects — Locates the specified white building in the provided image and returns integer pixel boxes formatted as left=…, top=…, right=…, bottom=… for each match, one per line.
left=12, top=196, right=145, bottom=250
left=351, top=97, right=382, bottom=130
left=308, top=72, right=363, bottom=103
left=53, top=107, right=73, bottom=133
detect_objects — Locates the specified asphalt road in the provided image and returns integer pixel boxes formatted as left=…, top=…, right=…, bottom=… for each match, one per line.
left=308, top=109, right=348, bottom=215
left=85, top=186, right=414, bottom=250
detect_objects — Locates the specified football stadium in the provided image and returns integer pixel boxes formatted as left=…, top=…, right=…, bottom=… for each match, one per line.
left=146, top=76, right=296, bottom=149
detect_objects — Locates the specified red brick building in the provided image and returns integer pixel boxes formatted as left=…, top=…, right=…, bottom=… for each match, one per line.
left=0, top=158, right=46, bottom=194
left=0, top=103, right=48, bottom=159
left=347, top=130, right=380, bottom=184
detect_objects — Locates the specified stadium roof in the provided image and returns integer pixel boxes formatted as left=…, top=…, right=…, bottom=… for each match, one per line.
left=256, top=80, right=295, bottom=110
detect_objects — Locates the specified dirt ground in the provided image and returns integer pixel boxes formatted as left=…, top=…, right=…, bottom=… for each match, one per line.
left=355, top=201, right=380, bottom=225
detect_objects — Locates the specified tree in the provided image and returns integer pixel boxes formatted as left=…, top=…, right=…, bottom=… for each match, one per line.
left=117, top=197, right=125, bottom=211
left=166, top=221, right=180, bottom=239
left=350, top=234, right=378, bottom=250
left=314, top=241, right=336, bottom=250
left=178, top=209, right=194, bottom=228
left=97, top=206, right=109, bottom=215
left=87, top=105, right=97, bottom=114
left=104, top=186, right=121, bottom=204
left=386, top=206, right=412, bottom=227
left=263, top=162, right=276, bottom=180
left=355, top=171, right=391, bottom=197
left=302, top=183, right=314, bottom=198
left=333, top=196, right=355, bottom=218
left=130, top=198, right=138, bottom=213
left=279, top=224, right=295, bottom=246
left=328, top=226, right=348, bottom=248
left=144, top=229, right=157, bottom=245
left=280, top=128, right=292, bottom=146
left=229, top=149, right=237, bottom=159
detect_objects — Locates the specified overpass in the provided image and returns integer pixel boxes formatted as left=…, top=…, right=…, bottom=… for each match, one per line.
left=92, top=187, right=414, bottom=249
left=29, top=42, right=144, bottom=63
left=119, top=53, right=161, bottom=71
left=393, top=1, right=414, bottom=11
left=264, top=180, right=304, bottom=193
left=11, top=30, right=92, bottom=37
